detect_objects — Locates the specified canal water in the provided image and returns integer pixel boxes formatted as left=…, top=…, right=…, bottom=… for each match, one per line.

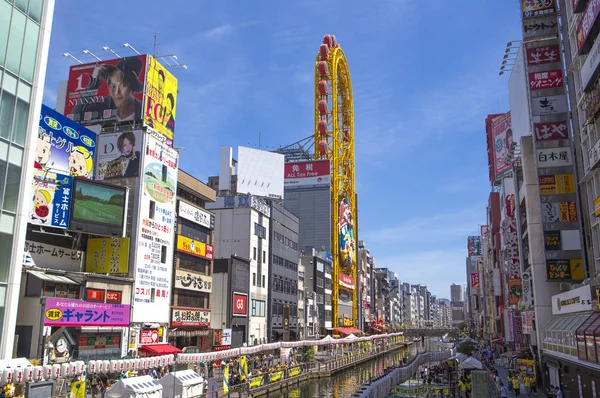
left=269, top=340, right=432, bottom=398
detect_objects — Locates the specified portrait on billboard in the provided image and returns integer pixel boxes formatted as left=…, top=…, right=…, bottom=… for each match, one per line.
left=144, top=56, right=178, bottom=142
left=65, top=55, right=147, bottom=125
left=492, top=112, right=513, bottom=181
left=339, top=196, right=355, bottom=267
left=37, top=105, right=96, bottom=178
left=96, top=131, right=142, bottom=180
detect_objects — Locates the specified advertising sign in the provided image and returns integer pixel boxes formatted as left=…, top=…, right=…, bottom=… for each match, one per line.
left=531, top=96, right=568, bottom=116
left=526, top=45, right=560, bottom=66
left=339, top=196, right=356, bottom=268
left=522, top=272, right=533, bottom=307
left=470, top=273, right=480, bottom=288
left=513, top=310, right=523, bottom=350
left=521, top=0, right=556, bottom=18
left=237, top=146, right=285, bottom=199
left=589, top=139, right=600, bottom=170
left=176, top=235, right=214, bottom=260
left=467, top=236, right=482, bottom=256
left=171, top=308, right=210, bottom=327
left=538, top=174, right=575, bottom=195
left=24, top=240, right=83, bottom=271
left=43, top=298, right=130, bottom=327
left=582, top=31, right=600, bottom=91
left=95, top=131, right=142, bottom=180
left=528, top=70, right=564, bottom=90
left=552, top=285, right=592, bottom=315
left=545, top=231, right=562, bottom=250
left=178, top=201, right=214, bottom=229
left=143, top=56, right=177, bottom=143
left=508, top=279, right=523, bottom=305
left=37, top=104, right=96, bottom=178
left=213, top=328, right=232, bottom=346
left=284, top=160, right=331, bottom=187
left=537, top=148, right=573, bottom=167
left=595, top=197, right=600, bottom=216
left=339, top=273, right=355, bottom=290
left=30, top=170, right=73, bottom=229
left=522, top=16, right=558, bottom=39
left=64, top=55, right=147, bottom=125
left=546, top=258, right=584, bottom=281
left=492, top=112, right=513, bottom=180
left=533, top=121, right=569, bottom=141
left=576, top=0, right=600, bottom=53
left=131, top=134, right=178, bottom=323
left=139, top=329, right=160, bottom=345
left=174, top=269, right=212, bottom=293
left=522, top=311, right=535, bottom=334
left=85, top=237, right=130, bottom=274
left=232, top=293, right=248, bottom=316
left=541, top=201, right=578, bottom=223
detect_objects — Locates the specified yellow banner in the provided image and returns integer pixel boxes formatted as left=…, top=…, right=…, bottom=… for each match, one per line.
left=249, top=376, right=264, bottom=389
left=288, top=366, right=301, bottom=377
left=268, top=371, right=284, bottom=383
left=70, top=380, right=86, bottom=398
left=144, top=56, right=177, bottom=142
left=85, top=237, right=130, bottom=274
left=176, top=235, right=213, bottom=260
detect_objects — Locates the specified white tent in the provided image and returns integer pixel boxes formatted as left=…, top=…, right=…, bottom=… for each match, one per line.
left=318, top=335, right=335, bottom=345
left=459, top=357, right=483, bottom=370
left=105, top=375, right=163, bottom=398
left=455, top=353, right=469, bottom=362
left=159, top=370, right=204, bottom=398
left=343, top=334, right=358, bottom=341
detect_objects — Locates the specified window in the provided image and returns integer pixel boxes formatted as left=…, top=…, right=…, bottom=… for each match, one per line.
left=262, top=251, right=266, bottom=262
left=317, top=277, right=324, bottom=288
left=0, top=91, right=16, bottom=140
left=176, top=291, right=209, bottom=308
left=180, top=219, right=210, bottom=244
left=161, top=164, right=167, bottom=182
left=254, top=223, right=266, bottom=239
left=150, top=288, right=156, bottom=303
left=251, top=299, right=266, bottom=317
left=11, top=99, right=28, bottom=145
left=20, top=19, right=39, bottom=82
left=3, top=151, right=21, bottom=212
left=0, top=1, right=12, bottom=66
left=262, top=275, right=265, bottom=288
left=149, top=200, right=156, bottom=219
left=178, top=253, right=209, bottom=274
left=5, top=9, right=25, bottom=74
left=160, top=245, right=167, bottom=264
left=253, top=247, right=257, bottom=260
left=253, top=273, right=256, bottom=286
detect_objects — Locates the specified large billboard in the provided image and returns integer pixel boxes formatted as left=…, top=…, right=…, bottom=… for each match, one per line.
left=237, top=146, right=284, bottom=199
left=30, top=171, right=73, bottom=229
left=339, top=196, right=355, bottom=268
left=95, top=130, right=142, bottom=180
left=491, top=112, right=513, bottom=180
left=284, top=160, right=331, bottom=187
left=131, top=134, right=178, bottom=323
left=64, top=55, right=147, bottom=125
left=144, top=56, right=177, bottom=144
left=467, top=236, right=482, bottom=256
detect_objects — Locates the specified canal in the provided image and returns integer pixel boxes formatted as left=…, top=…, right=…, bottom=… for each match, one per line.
left=268, top=340, right=433, bottom=398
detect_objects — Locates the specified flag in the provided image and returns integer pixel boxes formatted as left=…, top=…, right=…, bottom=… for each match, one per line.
left=239, top=355, right=248, bottom=378
left=223, top=363, right=230, bottom=394
left=70, top=380, right=86, bottom=398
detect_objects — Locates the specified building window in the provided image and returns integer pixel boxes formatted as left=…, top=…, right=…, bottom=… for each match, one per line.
left=317, top=277, right=324, bottom=288
left=254, top=223, right=266, bottom=239
left=175, top=290, right=209, bottom=308
left=253, top=247, right=257, bottom=260
left=178, top=253, right=209, bottom=274
left=251, top=299, right=266, bottom=317
left=253, top=273, right=256, bottom=286
left=262, top=275, right=265, bottom=288
left=262, top=251, right=266, bottom=262
left=160, top=245, right=167, bottom=263
left=179, top=219, right=210, bottom=245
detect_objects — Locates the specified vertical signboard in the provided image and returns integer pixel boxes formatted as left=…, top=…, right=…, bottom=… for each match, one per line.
left=131, top=133, right=178, bottom=323
left=520, top=1, right=584, bottom=281
left=143, top=56, right=178, bottom=146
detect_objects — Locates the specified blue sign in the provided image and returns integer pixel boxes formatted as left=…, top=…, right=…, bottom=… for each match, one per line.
left=36, top=105, right=96, bottom=178
left=31, top=171, right=73, bottom=229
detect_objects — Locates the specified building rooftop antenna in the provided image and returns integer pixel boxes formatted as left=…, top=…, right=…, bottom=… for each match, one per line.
left=153, top=34, right=188, bottom=70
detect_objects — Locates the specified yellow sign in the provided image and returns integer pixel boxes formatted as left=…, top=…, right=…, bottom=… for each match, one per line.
left=144, top=56, right=177, bottom=142
left=595, top=197, right=600, bottom=217
left=249, top=376, right=264, bottom=389
left=288, top=366, right=301, bottom=377
left=539, top=174, right=575, bottom=195
left=176, top=235, right=214, bottom=260
left=45, top=308, right=62, bottom=321
left=342, top=318, right=354, bottom=327
left=70, top=380, right=86, bottom=398
left=268, top=371, right=284, bottom=383
left=85, top=237, right=130, bottom=274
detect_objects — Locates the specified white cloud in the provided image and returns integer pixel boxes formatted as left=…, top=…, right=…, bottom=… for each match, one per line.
left=196, top=24, right=233, bottom=41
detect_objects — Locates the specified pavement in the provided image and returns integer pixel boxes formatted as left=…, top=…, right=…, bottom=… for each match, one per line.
left=494, top=365, right=546, bottom=397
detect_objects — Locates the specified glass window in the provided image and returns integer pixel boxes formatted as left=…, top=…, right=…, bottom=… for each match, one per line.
left=16, top=79, right=30, bottom=102
left=0, top=91, right=15, bottom=140
left=28, top=0, right=42, bottom=23
left=14, top=0, right=28, bottom=14
left=0, top=232, right=13, bottom=283
left=0, top=141, right=7, bottom=208
left=0, top=1, right=12, bottom=67
left=11, top=98, right=27, bottom=145
left=5, top=9, right=25, bottom=74
left=3, top=162, right=21, bottom=211
left=20, top=19, right=38, bottom=82
left=2, top=72, right=17, bottom=94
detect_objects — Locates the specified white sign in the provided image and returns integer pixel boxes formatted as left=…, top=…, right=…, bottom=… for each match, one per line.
left=522, top=16, right=558, bottom=40
left=24, top=240, right=83, bottom=272
left=521, top=271, right=533, bottom=307
left=174, top=269, right=212, bottom=293
left=551, top=285, right=592, bottom=315
left=178, top=201, right=213, bottom=229
left=537, top=148, right=573, bottom=168
left=531, top=95, right=568, bottom=116
left=589, top=139, right=600, bottom=170
left=582, top=30, right=600, bottom=91
left=131, top=134, right=178, bottom=324
left=222, top=328, right=232, bottom=346
left=237, top=146, right=284, bottom=200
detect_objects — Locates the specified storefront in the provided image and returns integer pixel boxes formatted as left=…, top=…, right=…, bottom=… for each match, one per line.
left=168, top=307, right=211, bottom=351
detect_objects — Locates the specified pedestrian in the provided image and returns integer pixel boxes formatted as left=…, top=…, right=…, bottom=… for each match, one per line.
left=512, top=374, right=521, bottom=397
left=499, top=382, right=508, bottom=398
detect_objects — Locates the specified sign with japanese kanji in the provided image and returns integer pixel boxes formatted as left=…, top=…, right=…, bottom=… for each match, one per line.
left=24, top=240, right=83, bottom=271
left=171, top=308, right=210, bottom=327
left=43, top=298, right=130, bottom=327
left=85, top=237, right=130, bottom=275
left=468, top=236, right=482, bottom=256
left=531, top=95, right=568, bottom=116
left=589, top=138, right=600, bottom=169
left=538, top=174, right=575, bottom=195
left=576, top=0, right=600, bottom=54
left=536, top=148, right=573, bottom=167
left=528, top=70, right=564, bottom=90
left=522, top=15, right=559, bottom=39
left=29, top=170, right=73, bottom=229
left=521, top=0, right=556, bottom=18
left=526, top=45, right=560, bottom=66
left=541, top=201, right=578, bottom=223
left=470, top=272, right=480, bottom=288
left=545, top=231, right=562, bottom=250
left=546, top=258, right=584, bottom=281
left=533, top=121, right=569, bottom=141
left=284, top=160, right=331, bottom=187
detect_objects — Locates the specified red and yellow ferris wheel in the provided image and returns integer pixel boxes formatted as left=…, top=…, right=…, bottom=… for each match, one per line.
left=314, top=34, right=357, bottom=329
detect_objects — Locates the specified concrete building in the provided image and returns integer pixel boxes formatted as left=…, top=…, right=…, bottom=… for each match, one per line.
left=0, top=0, right=55, bottom=358
left=450, top=284, right=463, bottom=302
left=300, top=249, right=331, bottom=337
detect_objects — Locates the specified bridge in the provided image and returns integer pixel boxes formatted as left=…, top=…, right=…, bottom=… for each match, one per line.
left=397, top=327, right=459, bottom=338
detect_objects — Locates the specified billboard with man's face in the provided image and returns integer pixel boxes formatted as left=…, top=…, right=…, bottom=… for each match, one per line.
left=64, top=55, right=147, bottom=125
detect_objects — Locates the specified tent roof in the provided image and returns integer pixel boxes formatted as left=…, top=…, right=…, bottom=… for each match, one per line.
left=460, top=356, right=483, bottom=370
left=105, top=375, right=162, bottom=397
left=160, top=370, right=203, bottom=387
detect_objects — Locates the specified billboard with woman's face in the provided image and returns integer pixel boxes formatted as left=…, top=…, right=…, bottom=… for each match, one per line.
left=339, top=196, right=355, bottom=268
left=95, top=130, right=142, bottom=180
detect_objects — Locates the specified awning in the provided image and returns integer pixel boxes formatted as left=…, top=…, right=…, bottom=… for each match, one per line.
left=27, top=270, right=78, bottom=285
left=542, top=312, right=592, bottom=333
left=138, top=344, right=182, bottom=356
left=334, top=327, right=362, bottom=335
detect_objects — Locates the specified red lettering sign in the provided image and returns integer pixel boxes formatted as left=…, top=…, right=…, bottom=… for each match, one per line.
left=232, top=293, right=247, bottom=316
left=86, top=289, right=105, bottom=302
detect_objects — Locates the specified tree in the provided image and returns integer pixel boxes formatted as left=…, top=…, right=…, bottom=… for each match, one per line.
left=457, top=340, right=475, bottom=357
left=301, top=346, right=314, bottom=363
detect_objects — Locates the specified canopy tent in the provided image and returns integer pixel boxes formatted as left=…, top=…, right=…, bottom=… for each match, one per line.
left=343, top=333, right=358, bottom=341
left=334, top=327, right=362, bottom=336
left=105, top=375, right=163, bottom=398
left=138, top=344, right=182, bottom=357
left=159, top=370, right=204, bottom=398
left=459, top=357, right=483, bottom=370
left=455, top=353, right=468, bottom=362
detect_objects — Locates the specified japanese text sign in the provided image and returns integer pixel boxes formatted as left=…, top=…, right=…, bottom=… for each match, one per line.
left=537, top=148, right=573, bottom=167
left=30, top=170, right=73, bottom=229
left=582, top=30, right=600, bottom=91
left=176, top=235, right=214, bottom=260
left=178, top=201, right=214, bottom=229
left=492, top=112, right=513, bottom=180
left=143, top=56, right=178, bottom=144
left=522, top=16, right=558, bottom=39
left=526, top=45, right=560, bottom=66
left=24, top=240, right=82, bottom=271
left=85, top=237, right=130, bottom=274
left=139, top=329, right=159, bottom=345
left=538, top=174, right=575, bottom=195
left=546, top=258, right=584, bottom=281
left=174, top=269, right=212, bottom=293
left=529, top=70, right=564, bottom=90
left=284, top=160, right=331, bottom=187
left=44, top=298, right=130, bottom=327
left=232, top=293, right=248, bottom=316
left=468, top=236, right=482, bottom=256
left=534, top=121, right=569, bottom=141
left=521, top=0, right=556, bottom=18
left=531, top=95, right=568, bottom=116
left=171, top=308, right=210, bottom=327
left=576, top=0, right=600, bottom=53
left=339, top=273, right=355, bottom=290
left=470, top=272, right=480, bottom=288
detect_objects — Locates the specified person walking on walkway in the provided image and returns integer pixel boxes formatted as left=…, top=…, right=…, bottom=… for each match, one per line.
left=499, top=382, right=508, bottom=398
left=512, top=374, right=521, bottom=397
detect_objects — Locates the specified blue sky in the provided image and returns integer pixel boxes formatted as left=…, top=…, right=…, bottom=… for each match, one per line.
left=43, top=1, right=523, bottom=298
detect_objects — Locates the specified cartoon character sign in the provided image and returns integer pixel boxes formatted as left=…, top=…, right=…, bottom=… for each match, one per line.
left=339, top=197, right=355, bottom=267
left=29, top=170, right=73, bottom=229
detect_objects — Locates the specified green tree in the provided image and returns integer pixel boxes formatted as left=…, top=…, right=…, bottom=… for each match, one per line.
left=457, top=340, right=475, bottom=357
left=301, top=346, right=315, bottom=363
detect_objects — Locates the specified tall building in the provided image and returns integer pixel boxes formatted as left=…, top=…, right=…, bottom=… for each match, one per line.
left=0, top=0, right=55, bottom=357
left=450, top=284, right=463, bottom=302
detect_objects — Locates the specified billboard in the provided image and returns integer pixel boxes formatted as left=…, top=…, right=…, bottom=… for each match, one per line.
left=528, top=70, right=563, bottom=90
left=576, top=0, right=600, bottom=53
left=237, top=146, right=284, bottom=199
left=522, top=15, right=558, bottom=39
left=521, top=0, right=555, bottom=18
left=171, top=308, right=210, bottom=327
left=95, top=130, right=142, bottom=180
left=546, top=258, right=584, bottom=281
left=174, top=269, right=212, bottom=293
left=25, top=240, right=83, bottom=271
left=85, top=237, right=130, bottom=274
left=339, top=273, right=355, bottom=290
left=552, top=285, right=592, bottom=315
left=65, top=55, right=147, bottom=125
left=232, top=293, right=248, bottom=317
left=37, top=104, right=97, bottom=178
left=530, top=96, right=568, bottom=116
left=538, top=174, right=575, bottom=195
left=491, top=112, right=513, bottom=180
left=581, top=31, right=600, bottom=92
left=533, top=121, right=569, bottom=141
left=131, top=134, right=178, bottom=323
left=339, top=197, right=355, bottom=268
left=507, top=279, right=522, bottom=305
left=536, top=148, right=573, bottom=167
left=525, top=45, right=560, bottom=66
left=541, top=201, right=578, bottom=223
left=470, top=273, right=480, bottom=288
left=43, top=298, right=130, bottom=327
left=30, top=170, right=73, bottom=229
left=178, top=201, right=214, bottom=229
left=284, top=160, right=331, bottom=187
left=467, top=236, right=482, bottom=256
left=176, top=235, right=214, bottom=260
left=144, top=56, right=177, bottom=144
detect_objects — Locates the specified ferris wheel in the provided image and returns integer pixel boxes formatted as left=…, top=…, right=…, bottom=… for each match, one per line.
left=314, top=34, right=357, bottom=329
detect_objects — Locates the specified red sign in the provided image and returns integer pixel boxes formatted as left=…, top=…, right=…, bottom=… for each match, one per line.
left=106, top=290, right=122, bottom=303
left=506, top=194, right=516, bottom=219
left=526, top=45, right=560, bottom=66
left=534, top=121, right=569, bottom=141
left=528, top=70, right=563, bottom=90
left=577, top=0, right=600, bottom=53
left=232, top=293, right=247, bottom=316
left=213, top=345, right=230, bottom=351
left=86, top=289, right=105, bottom=302
left=339, top=273, right=355, bottom=290
left=470, top=273, right=480, bottom=288
left=284, top=160, right=331, bottom=187
left=139, top=329, right=160, bottom=345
